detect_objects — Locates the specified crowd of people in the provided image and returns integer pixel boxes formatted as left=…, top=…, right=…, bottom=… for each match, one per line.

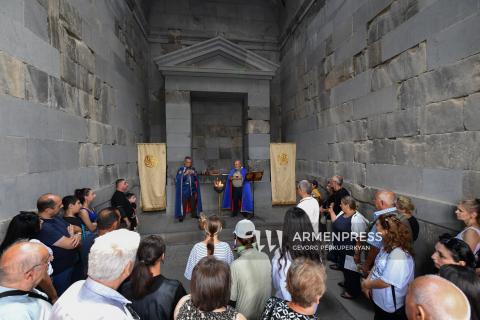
left=0, top=175, right=479, bottom=320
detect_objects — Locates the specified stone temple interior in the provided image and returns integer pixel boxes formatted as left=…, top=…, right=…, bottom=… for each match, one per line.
left=1, top=0, right=480, bottom=281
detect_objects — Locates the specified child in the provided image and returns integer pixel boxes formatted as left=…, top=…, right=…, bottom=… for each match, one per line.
left=125, top=192, right=139, bottom=230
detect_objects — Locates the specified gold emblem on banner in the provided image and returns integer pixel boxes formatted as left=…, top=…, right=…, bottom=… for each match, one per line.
left=144, top=155, right=158, bottom=168
left=277, top=153, right=288, bottom=166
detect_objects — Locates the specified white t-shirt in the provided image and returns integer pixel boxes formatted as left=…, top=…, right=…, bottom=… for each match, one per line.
left=184, top=241, right=234, bottom=280
left=271, top=249, right=292, bottom=301
left=370, top=247, right=414, bottom=313
left=297, top=196, right=320, bottom=234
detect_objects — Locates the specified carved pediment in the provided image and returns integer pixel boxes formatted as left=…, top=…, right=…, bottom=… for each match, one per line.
left=154, top=36, right=279, bottom=79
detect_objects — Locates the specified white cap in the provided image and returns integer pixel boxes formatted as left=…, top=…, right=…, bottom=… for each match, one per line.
left=234, top=219, right=256, bottom=239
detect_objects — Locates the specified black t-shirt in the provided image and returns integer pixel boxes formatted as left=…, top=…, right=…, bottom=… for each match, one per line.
left=63, top=216, right=83, bottom=227
left=36, top=216, right=79, bottom=275
left=111, top=190, right=134, bottom=219
left=408, top=216, right=420, bottom=242
left=120, top=275, right=187, bottom=320
left=322, top=187, right=350, bottom=215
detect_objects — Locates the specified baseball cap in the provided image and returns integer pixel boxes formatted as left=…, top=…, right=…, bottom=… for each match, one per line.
left=234, top=219, right=256, bottom=239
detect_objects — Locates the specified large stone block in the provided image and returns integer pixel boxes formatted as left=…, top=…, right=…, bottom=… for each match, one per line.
left=462, top=171, right=480, bottom=198
left=246, top=120, right=270, bottom=134
left=371, top=139, right=395, bottom=164
left=380, top=0, right=478, bottom=62
left=423, top=98, right=464, bottom=134
left=79, top=143, right=101, bottom=167
left=425, top=132, right=480, bottom=170
left=367, top=108, right=418, bottom=139
left=49, top=76, right=78, bottom=113
left=247, top=106, right=270, bottom=120
left=60, top=112, right=87, bottom=142
left=166, top=133, right=190, bottom=147
left=0, top=136, right=27, bottom=177
left=393, top=137, right=425, bottom=167
left=166, top=119, right=191, bottom=134
left=354, top=141, right=372, bottom=164
left=464, top=92, right=480, bottom=131
left=60, top=53, right=77, bottom=88
left=331, top=70, right=371, bottom=106
left=24, top=0, right=49, bottom=42
left=247, top=134, right=270, bottom=148
left=422, top=168, right=463, bottom=204
left=353, top=85, right=398, bottom=120
left=319, top=101, right=353, bottom=127
left=336, top=120, right=367, bottom=142
left=248, top=147, right=269, bottom=160
left=366, top=164, right=422, bottom=195
left=399, top=53, right=480, bottom=108
left=328, top=142, right=354, bottom=162
left=26, top=139, right=79, bottom=173
left=427, top=10, right=480, bottom=69
left=75, top=39, right=95, bottom=73
left=25, top=64, right=48, bottom=103
left=59, top=0, right=82, bottom=39
left=0, top=51, right=25, bottom=99
left=371, top=42, right=426, bottom=91
left=98, top=165, right=119, bottom=187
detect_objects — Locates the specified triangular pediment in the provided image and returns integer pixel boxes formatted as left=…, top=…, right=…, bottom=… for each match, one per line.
left=154, top=36, right=279, bottom=79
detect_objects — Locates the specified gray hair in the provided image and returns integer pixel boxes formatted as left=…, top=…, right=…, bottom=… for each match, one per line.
left=88, top=229, right=140, bottom=282
left=341, top=196, right=357, bottom=210
left=0, top=240, right=45, bottom=285
left=297, top=180, right=312, bottom=194
left=331, top=175, right=343, bottom=186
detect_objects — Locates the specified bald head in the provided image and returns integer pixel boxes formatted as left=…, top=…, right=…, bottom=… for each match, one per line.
left=0, top=241, right=49, bottom=291
left=37, top=193, right=62, bottom=217
left=374, top=190, right=396, bottom=210
left=406, top=275, right=470, bottom=320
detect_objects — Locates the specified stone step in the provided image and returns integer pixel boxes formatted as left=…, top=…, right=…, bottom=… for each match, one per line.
left=138, top=210, right=284, bottom=246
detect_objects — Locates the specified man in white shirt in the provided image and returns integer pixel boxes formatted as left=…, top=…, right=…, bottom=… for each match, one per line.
left=0, top=241, right=52, bottom=320
left=296, top=180, right=320, bottom=234
left=50, top=229, right=140, bottom=320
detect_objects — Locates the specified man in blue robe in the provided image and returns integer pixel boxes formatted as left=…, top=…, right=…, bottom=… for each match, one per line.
left=175, top=156, right=202, bottom=222
left=222, top=160, right=253, bottom=217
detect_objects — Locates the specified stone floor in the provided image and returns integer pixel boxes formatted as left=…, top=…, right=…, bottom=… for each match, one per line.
left=137, top=209, right=374, bottom=320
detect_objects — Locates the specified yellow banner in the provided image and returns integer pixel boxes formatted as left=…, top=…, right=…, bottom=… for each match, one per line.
left=270, top=143, right=296, bottom=205
left=137, top=143, right=166, bottom=211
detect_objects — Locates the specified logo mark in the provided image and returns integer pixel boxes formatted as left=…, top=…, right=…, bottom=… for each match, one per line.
left=144, top=155, right=158, bottom=168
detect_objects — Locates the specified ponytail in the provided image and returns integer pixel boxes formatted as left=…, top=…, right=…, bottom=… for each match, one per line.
left=207, top=233, right=215, bottom=256
left=205, top=215, right=222, bottom=256
left=129, top=235, right=166, bottom=299
left=130, top=260, right=154, bottom=299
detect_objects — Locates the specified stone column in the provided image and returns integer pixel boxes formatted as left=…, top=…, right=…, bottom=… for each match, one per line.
left=245, top=86, right=272, bottom=214
left=165, top=90, right=191, bottom=214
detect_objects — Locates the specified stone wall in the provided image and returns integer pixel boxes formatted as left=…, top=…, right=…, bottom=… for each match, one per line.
left=0, top=0, right=149, bottom=234
left=279, top=0, right=480, bottom=274
left=191, top=95, right=244, bottom=172
left=146, top=0, right=281, bottom=143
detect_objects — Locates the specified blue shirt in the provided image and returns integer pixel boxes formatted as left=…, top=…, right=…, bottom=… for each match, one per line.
left=50, top=278, right=135, bottom=320
left=0, top=286, right=51, bottom=320
left=36, top=216, right=79, bottom=275
left=367, top=207, right=398, bottom=249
